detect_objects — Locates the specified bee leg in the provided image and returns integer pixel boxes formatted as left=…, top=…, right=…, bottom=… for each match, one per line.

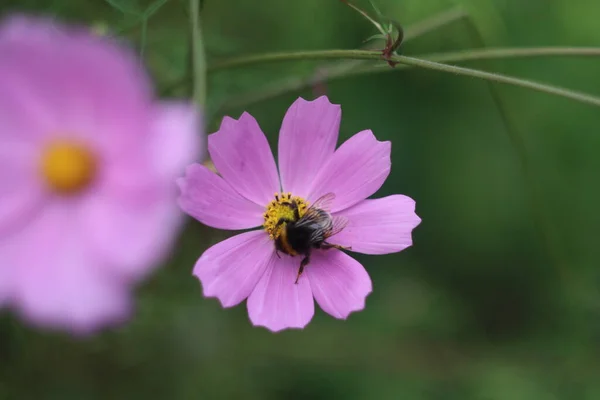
left=275, top=249, right=282, bottom=259
left=322, top=242, right=352, bottom=251
left=275, top=217, right=292, bottom=227
left=295, top=255, right=310, bottom=284
left=291, top=200, right=300, bottom=220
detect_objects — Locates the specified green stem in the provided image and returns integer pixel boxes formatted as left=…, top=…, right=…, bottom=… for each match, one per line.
left=208, top=47, right=600, bottom=72
left=164, top=6, right=466, bottom=100
left=190, top=0, right=207, bottom=107
left=379, top=46, right=600, bottom=66
left=207, top=7, right=466, bottom=115
left=208, top=49, right=380, bottom=71
left=394, top=55, right=600, bottom=106
left=208, top=48, right=600, bottom=109
left=216, top=46, right=600, bottom=113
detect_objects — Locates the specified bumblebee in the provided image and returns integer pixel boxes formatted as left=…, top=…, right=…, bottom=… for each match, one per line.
left=273, top=193, right=350, bottom=283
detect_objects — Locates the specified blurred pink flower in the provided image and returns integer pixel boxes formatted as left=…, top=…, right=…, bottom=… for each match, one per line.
left=178, top=96, right=420, bottom=332
left=0, top=16, right=202, bottom=333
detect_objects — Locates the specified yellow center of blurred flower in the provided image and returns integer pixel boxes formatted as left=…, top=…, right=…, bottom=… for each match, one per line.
left=263, top=192, right=309, bottom=240
left=40, top=140, right=97, bottom=194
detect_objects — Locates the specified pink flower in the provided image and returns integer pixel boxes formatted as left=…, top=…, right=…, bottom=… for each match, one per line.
left=0, top=16, right=202, bottom=333
left=178, top=96, right=420, bottom=332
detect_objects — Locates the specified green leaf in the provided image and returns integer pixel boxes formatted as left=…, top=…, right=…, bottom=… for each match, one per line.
left=363, top=33, right=386, bottom=44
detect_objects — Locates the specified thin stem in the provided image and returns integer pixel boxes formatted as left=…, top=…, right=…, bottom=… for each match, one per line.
left=189, top=0, right=207, bottom=107
left=334, top=47, right=600, bottom=90
left=217, top=47, right=600, bottom=112
left=208, top=49, right=377, bottom=71
left=208, top=47, right=600, bottom=72
left=312, top=7, right=468, bottom=85
left=208, top=7, right=467, bottom=114
left=373, top=46, right=600, bottom=67
left=163, top=6, right=466, bottom=100
left=393, top=55, right=600, bottom=107
left=315, top=47, right=600, bottom=85
left=208, top=48, right=600, bottom=110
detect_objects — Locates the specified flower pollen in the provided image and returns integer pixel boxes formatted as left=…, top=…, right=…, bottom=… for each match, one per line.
left=40, top=140, right=97, bottom=194
left=263, top=192, right=309, bottom=240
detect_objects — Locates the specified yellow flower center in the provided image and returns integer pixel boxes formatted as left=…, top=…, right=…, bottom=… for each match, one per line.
left=40, top=140, right=97, bottom=194
left=263, top=192, right=309, bottom=240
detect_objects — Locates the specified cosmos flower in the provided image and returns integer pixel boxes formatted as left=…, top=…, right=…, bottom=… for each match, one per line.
left=178, top=96, right=421, bottom=332
left=0, top=16, right=201, bottom=333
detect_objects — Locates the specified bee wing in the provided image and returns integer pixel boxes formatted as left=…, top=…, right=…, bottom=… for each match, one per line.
left=308, top=192, right=336, bottom=213
left=300, top=192, right=336, bottom=227
left=327, top=215, right=349, bottom=238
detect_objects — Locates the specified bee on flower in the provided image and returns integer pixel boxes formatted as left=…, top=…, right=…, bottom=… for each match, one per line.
left=178, top=96, right=421, bottom=332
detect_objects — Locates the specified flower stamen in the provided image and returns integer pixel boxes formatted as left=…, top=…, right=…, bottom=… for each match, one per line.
left=40, top=140, right=97, bottom=194
left=263, top=192, right=309, bottom=240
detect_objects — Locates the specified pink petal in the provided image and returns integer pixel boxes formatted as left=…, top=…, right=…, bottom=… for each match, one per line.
left=0, top=147, right=43, bottom=305
left=0, top=153, right=44, bottom=238
left=0, top=16, right=62, bottom=136
left=278, top=96, right=341, bottom=198
left=5, top=202, right=132, bottom=334
left=0, top=60, right=52, bottom=140
left=247, top=255, right=314, bottom=332
left=209, top=113, right=279, bottom=206
left=308, top=130, right=391, bottom=213
left=80, top=189, right=183, bottom=282
left=151, top=101, right=203, bottom=181
left=0, top=15, right=151, bottom=106
left=0, top=16, right=151, bottom=152
left=177, top=163, right=264, bottom=230
left=306, top=250, right=372, bottom=319
left=330, top=195, right=421, bottom=255
left=193, top=230, right=273, bottom=308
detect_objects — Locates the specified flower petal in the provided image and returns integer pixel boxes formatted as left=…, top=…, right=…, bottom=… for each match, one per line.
left=80, top=188, right=183, bottom=282
left=0, top=15, right=152, bottom=152
left=247, top=255, right=314, bottom=332
left=194, top=230, right=273, bottom=308
left=209, top=112, right=279, bottom=206
left=151, top=101, right=203, bottom=181
left=0, top=60, right=51, bottom=141
left=83, top=102, right=201, bottom=278
left=308, top=130, right=391, bottom=213
left=0, top=151, right=43, bottom=305
left=177, top=163, right=264, bottom=230
left=330, top=195, right=421, bottom=255
left=5, top=202, right=132, bottom=334
left=0, top=15, right=152, bottom=117
left=0, top=153, right=44, bottom=238
left=278, top=96, right=341, bottom=198
left=306, top=250, right=372, bottom=319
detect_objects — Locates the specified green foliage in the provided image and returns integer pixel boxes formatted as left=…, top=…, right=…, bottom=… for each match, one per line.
left=1, top=0, right=600, bottom=399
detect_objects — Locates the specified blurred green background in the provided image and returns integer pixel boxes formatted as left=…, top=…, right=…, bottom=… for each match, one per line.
left=2, top=0, right=600, bottom=399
